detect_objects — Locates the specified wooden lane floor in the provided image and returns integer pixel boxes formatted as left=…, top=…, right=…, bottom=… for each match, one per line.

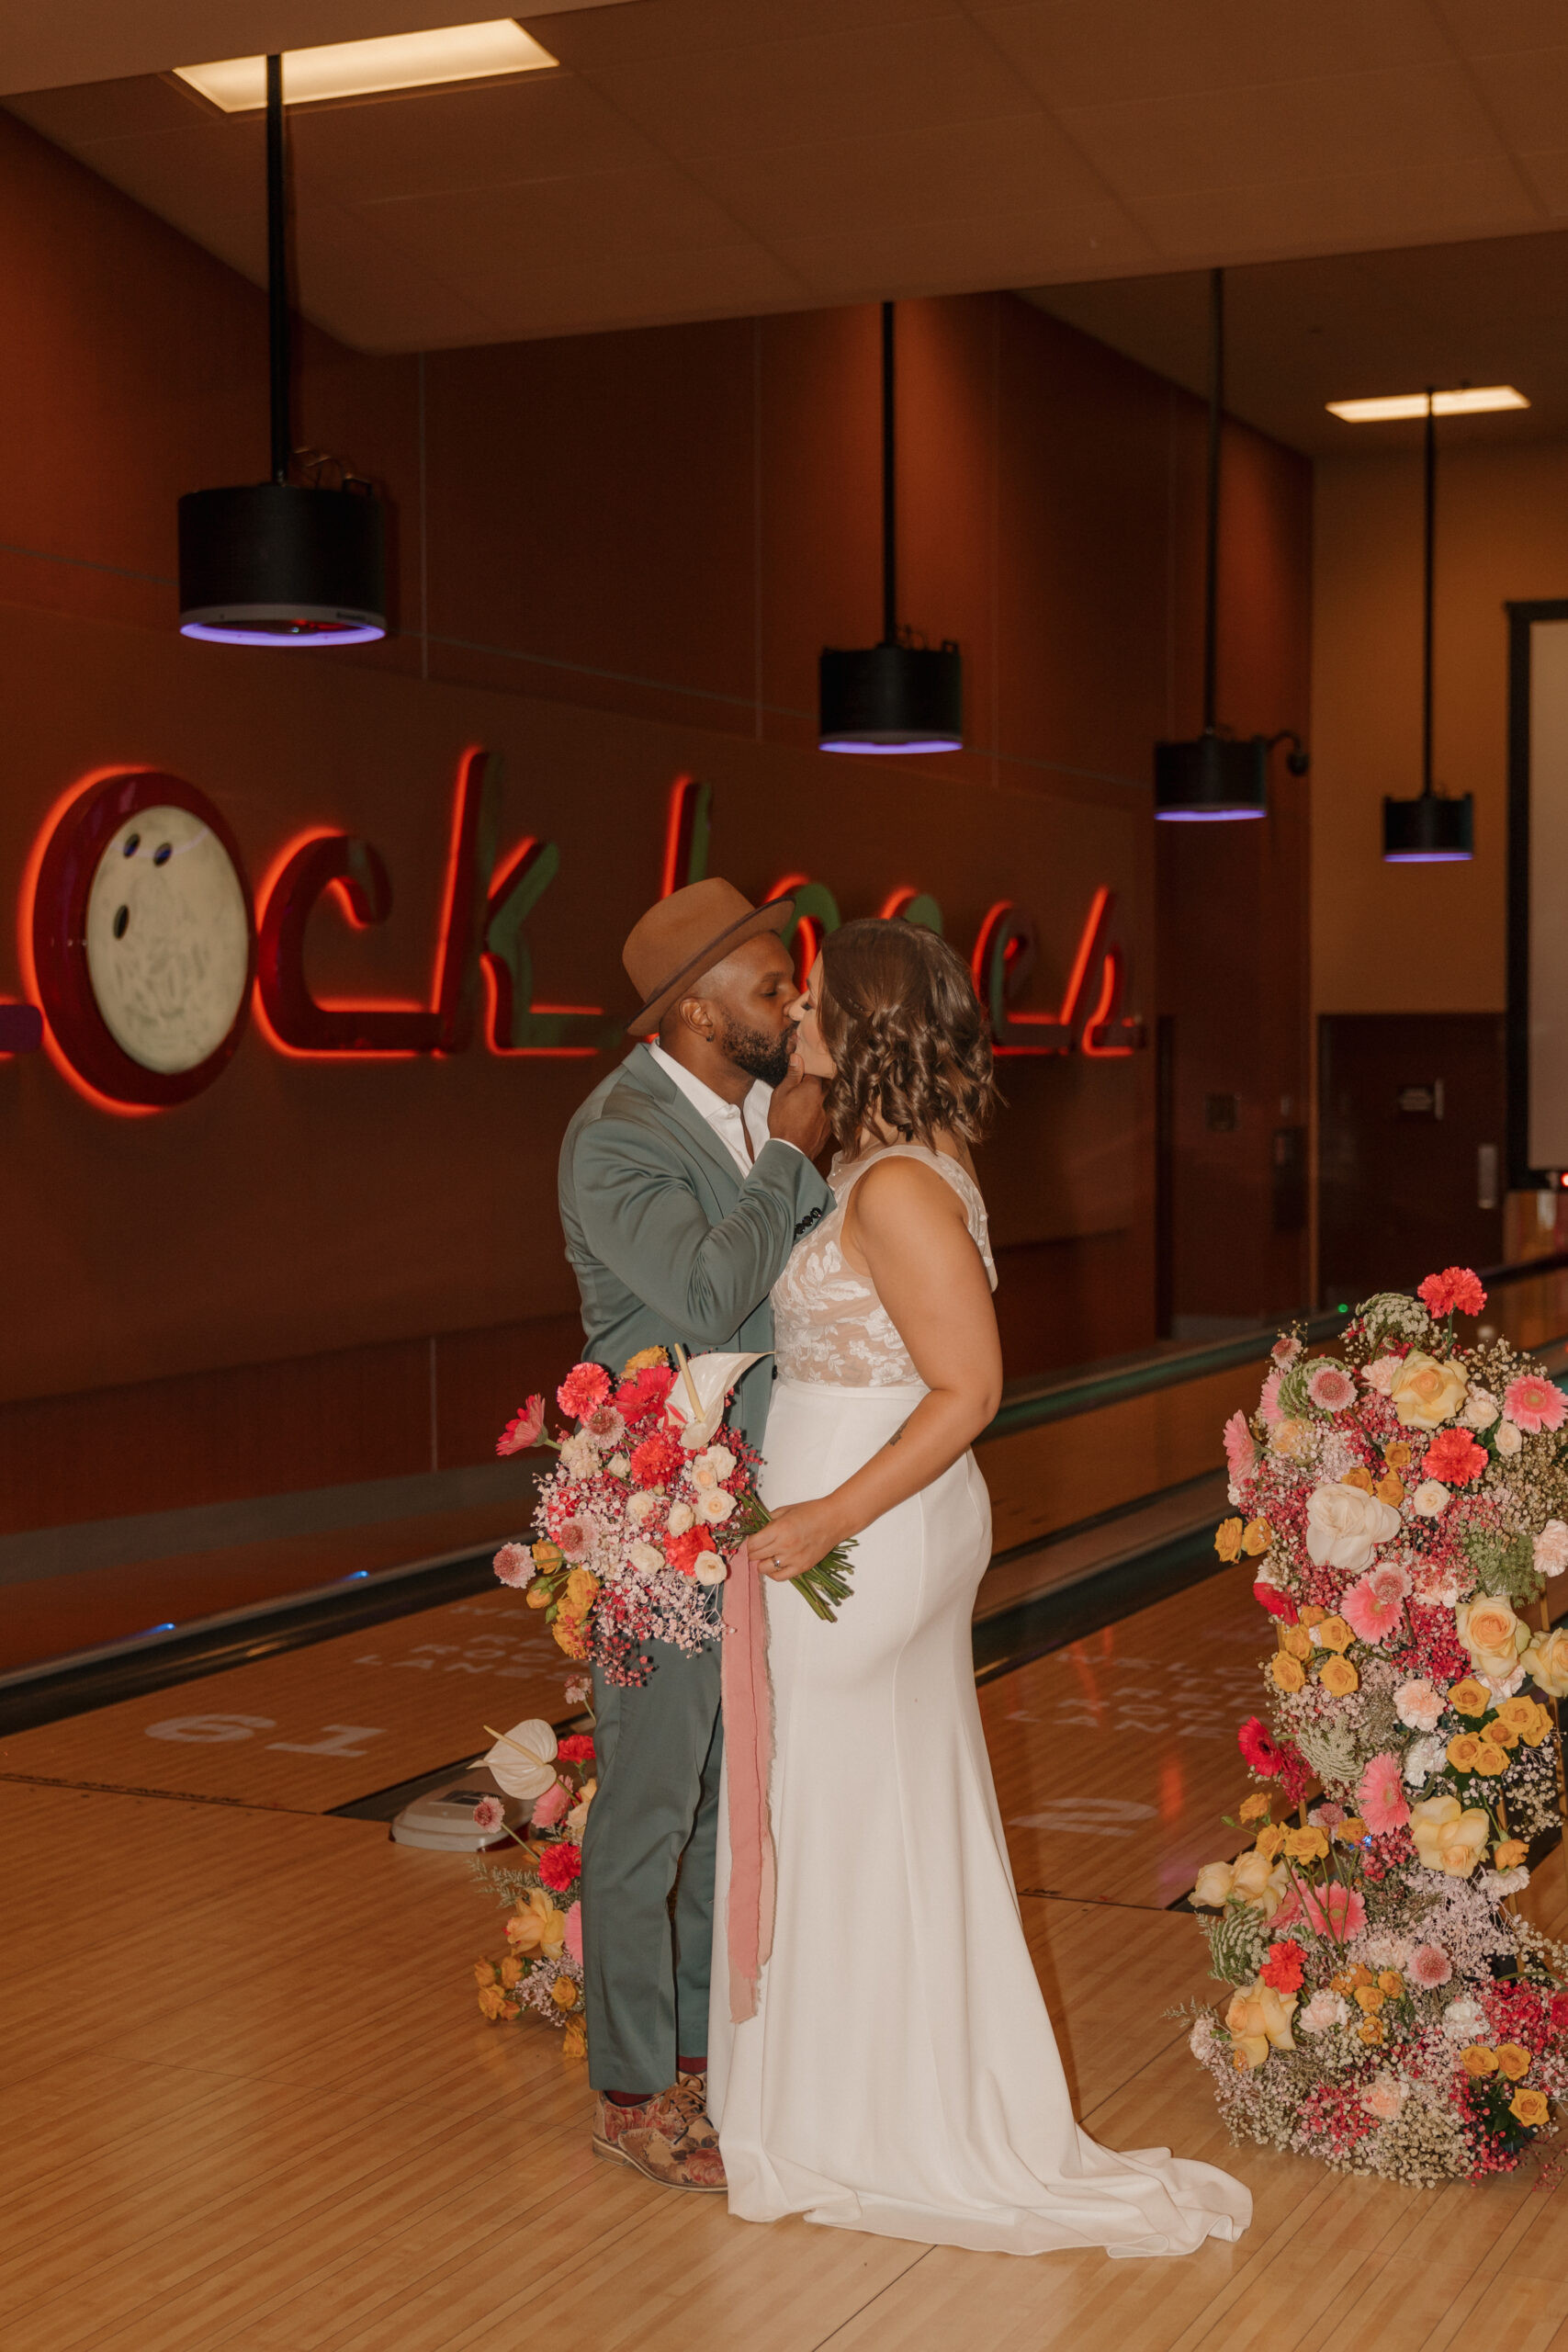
left=0, top=1589, right=578, bottom=1812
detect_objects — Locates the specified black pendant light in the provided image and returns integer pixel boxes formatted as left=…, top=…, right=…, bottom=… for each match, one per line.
left=1382, top=393, right=1472, bottom=861
left=1156, top=269, right=1308, bottom=820
left=178, top=55, right=387, bottom=647
left=818, top=301, right=961, bottom=754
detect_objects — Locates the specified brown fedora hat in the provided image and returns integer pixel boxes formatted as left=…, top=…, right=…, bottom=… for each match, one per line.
left=623, top=878, right=795, bottom=1038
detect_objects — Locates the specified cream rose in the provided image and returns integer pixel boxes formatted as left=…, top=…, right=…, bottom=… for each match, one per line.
left=1409, top=1794, right=1491, bottom=1878
left=1413, top=1480, right=1450, bottom=1518
left=1229, top=1850, right=1289, bottom=1917
left=666, top=1501, right=695, bottom=1535
left=1191, top=1860, right=1237, bottom=1908
left=626, top=1491, right=659, bottom=1526
left=1495, top=1419, right=1523, bottom=1457
left=1305, top=1481, right=1402, bottom=1574
left=1390, top=1351, right=1469, bottom=1428
left=694, top=1550, right=728, bottom=1586
left=1463, top=1389, right=1500, bottom=1430
left=696, top=1487, right=736, bottom=1524
left=1457, top=1596, right=1530, bottom=1681
left=1524, top=1623, right=1568, bottom=1699
left=628, top=1539, right=664, bottom=1574
left=1269, top=1418, right=1316, bottom=1463
left=697, top=1443, right=736, bottom=1481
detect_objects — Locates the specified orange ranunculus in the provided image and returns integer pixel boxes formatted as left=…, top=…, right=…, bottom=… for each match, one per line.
left=1472, top=1741, right=1507, bottom=1777
left=1448, top=1678, right=1492, bottom=1719
left=1319, top=1655, right=1359, bottom=1696
left=1510, top=2089, right=1549, bottom=2129
left=1255, top=1825, right=1287, bottom=1862
left=1496, top=2043, right=1531, bottom=2081
left=1446, top=1733, right=1482, bottom=1773
left=1461, top=2045, right=1498, bottom=2075
left=1315, top=1615, right=1355, bottom=1653
left=1215, top=1518, right=1244, bottom=1562
left=1271, top=1653, right=1306, bottom=1693
left=1242, top=1517, right=1272, bottom=1556
left=1494, top=1839, right=1529, bottom=1871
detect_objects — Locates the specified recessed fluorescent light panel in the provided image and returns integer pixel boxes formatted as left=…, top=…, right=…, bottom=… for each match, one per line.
left=175, top=21, right=557, bottom=113
left=1327, top=387, right=1529, bottom=424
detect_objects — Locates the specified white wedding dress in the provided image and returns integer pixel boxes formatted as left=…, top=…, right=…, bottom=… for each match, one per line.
left=708, top=1142, right=1251, bottom=2258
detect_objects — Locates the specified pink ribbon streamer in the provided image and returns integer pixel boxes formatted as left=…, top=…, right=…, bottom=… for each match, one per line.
left=721, top=1550, right=775, bottom=2022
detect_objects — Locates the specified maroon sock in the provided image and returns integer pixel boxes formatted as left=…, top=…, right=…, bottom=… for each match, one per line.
left=604, top=2088, right=653, bottom=2108
left=677, top=2054, right=706, bottom=2075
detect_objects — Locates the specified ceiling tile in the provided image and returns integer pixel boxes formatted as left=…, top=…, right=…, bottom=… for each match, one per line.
left=286, top=73, right=669, bottom=198
left=1509, top=147, right=1568, bottom=217
left=973, top=0, right=1450, bottom=111
left=359, top=164, right=761, bottom=277
left=773, top=199, right=1156, bottom=300
left=1057, top=62, right=1515, bottom=200
left=1137, top=152, right=1537, bottom=262
left=692, top=110, right=1110, bottom=242
left=443, top=241, right=809, bottom=339
left=1430, top=0, right=1568, bottom=57
left=579, top=15, right=1042, bottom=160
left=5, top=74, right=203, bottom=144
left=1463, top=47, right=1568, bottom=157
left=535, top=0, right=956, bottom=71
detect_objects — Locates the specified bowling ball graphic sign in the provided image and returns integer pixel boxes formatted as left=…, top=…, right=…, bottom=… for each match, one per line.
left=30, top=771, right=256, bottom=1106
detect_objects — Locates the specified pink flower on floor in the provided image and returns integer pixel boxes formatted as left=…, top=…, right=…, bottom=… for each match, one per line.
left=531, top=1781, right=570, bottom=1828
left=557, top=1363, right=612, bottom=1419
left=497, top=1396, right=547, bottom=1455
left=1408, top=1942, right=1452, bottom=1989
left=1307, top=1362, right=1357, bottom=1413
left=1342, top=1562, right=1410, bottom=1645
left=1361, top=2075, right=1407, bottom=2122
left=493, top=1543, right=536, bottom=1589
left=564, top=1901, right=583, bottom=1964
left=1299, top=1883, right=1367, bottom=1943
left=472, top=1797, right=504, bottom=1834
left=1224, top=1409, right=1258, bottom=1480
left=1358, top=1752, right=1410, bottom=1836
left=1503, top=1374, right=1566, bottom=1435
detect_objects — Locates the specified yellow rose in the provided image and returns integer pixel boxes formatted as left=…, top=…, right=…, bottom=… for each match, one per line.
left=1191, top=1860, right=1239, bottom=1907
left=1331, top=1970, right=1357, bottom=1996
left=499, top=1955, right=523, bottom=1988
left=1494, top=1839, right=1529, bottom=1871
left=1255, top=1825, right=1287, bottom=1862
left=1349, top=1964, right=1376, bottom=1988
left=1357, top=2018, right=1385, bottom=2045
left=1521, top=1701, right=1555, bottom=1748
left=1378, top=1972, right=1405, bottom=1999
left=1319, top=1655, right=1359, bottom=1697
left=1446, top=1732, right=1483, bottom=1773
left=1225, top=1979, right=1297, bottom=2068
left=1458, top=1598, right=1530, bottom=1682
left=1230, top=1850, right=1290, bottom=1915
left=551, top=1975, right=579, bottom=2010
left=1410, top=1794, right=1491, bottom=1877
left=532, top=1540, right=565, bottom=1575
left=1299, top=1605, right=1326, bottom=1628
left=525, top=1582, right=553, bottom=1611
left=1496, top=2043, right=1531, bottom=2081
left=1315, top=1615, right=1355, bottom=1653
left=477, top=1984, right=516, bottom=2021
left=507, top=1889, right=568, bottom=1957
left=1335, top=1816, right=1369, bottom=1843
left=474, top=1960, right=497, bottom=1986
left=1383, top=1441, right=1413, bottom=1471
left=1472, top=1742, right=1507, bottom=1777
left=1354, top=1984, right=1385, bottom=2012
left=1448, top=1678, right=1492, bottom=1719
left=552, top=1612, right=591, bottom=1659
left=623, top=1345, right=669, bottom=1372
left=1375, top=1471, right=1405, bottom=1508
left=1242, top=1517, right=1272, bottom=1556
left=1510, top=2089, right=1549, bottom=2129
left=1280, top=1624, right=1313, bottom=1661
left=1524, top=1625, right=1568, bottom=1700
left=1214, top=1518, right=1244, bottom=1562
left=1340, top=1464, right=1376, bottom=1495
left=562, top=2018, right=589, bottom=2062
left=1286, top=1825, right=1329, bottom=1861
left=1487, top=1717, right=1520, bottom=1750
left=564, top=1566, right=600, bottom=1615
left=1390, top=1351, right=1469, bottom=1429
left=1496, top=1694, right=1538, bottom=1735
left=1271, top=1653, right=1306, bottom=1693
left=1461, top=2045, right=1497, bottom=2076
left=1239, top=1793, right=1273, bottom=1822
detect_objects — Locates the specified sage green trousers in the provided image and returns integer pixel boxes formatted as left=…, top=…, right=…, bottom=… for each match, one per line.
left=581, top=1639, right=723, bottom=2095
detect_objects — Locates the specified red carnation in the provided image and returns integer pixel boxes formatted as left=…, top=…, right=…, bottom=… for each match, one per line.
left=629, top=1430, right=684, bottom=1488
left=1417, top=1266, right=1486, bottom=1319
left=1422, top=1427, right=1488, bottom=1485
left=556, top=1734, right=595, bottom=1764
left=1253, top=1579, right=1299, bottom=1624
left=557, top=1363, right=612, bottom=1419
left=664, top=1527, right=707, bottom=1578
left=614, top=1364, right=677, bottom=1425
left=537, top=1841, right=582, bottom=1893
left=1238, top=1715, right=1284, bottom=1778
left=1259, top=1939, right=1305, bottom=1994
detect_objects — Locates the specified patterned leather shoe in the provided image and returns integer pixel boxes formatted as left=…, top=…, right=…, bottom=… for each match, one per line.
left=668, top=2069, right=720, bottom=2152
left=592, top=2091, right=727, bottom=2192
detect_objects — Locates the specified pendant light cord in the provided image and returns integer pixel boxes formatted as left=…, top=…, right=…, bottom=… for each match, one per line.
left=266, top=54, right=291, bottom=486
left=1201, top=266, right=1223, bottom=736
left=1422, top=390, right=1436, bottom=798
left=881, top=300, right=897, bottom=648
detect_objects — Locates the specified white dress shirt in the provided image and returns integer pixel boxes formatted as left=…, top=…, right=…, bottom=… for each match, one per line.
left=647, top=1040, right=779, bottom=1177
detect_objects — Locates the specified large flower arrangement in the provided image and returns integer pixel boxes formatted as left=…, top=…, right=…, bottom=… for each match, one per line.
left=1187, top=1267, right=1568, bottom=2184
left=493, top=1346, right=852, bottom=1684
left=470, top=1686, right=597, bottom=2060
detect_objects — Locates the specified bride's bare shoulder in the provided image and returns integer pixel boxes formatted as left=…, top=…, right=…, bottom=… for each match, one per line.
left=849, top=1150, right=971, bottom=1231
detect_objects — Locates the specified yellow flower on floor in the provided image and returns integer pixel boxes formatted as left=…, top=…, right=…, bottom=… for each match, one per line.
left=1410, top=1794, right=1491, bottom=1877
left=1354, top=1985, right=1384, bottom=2013
left=1286, top=1825, right=1329, bottom=1861
left=1510, top=2089, right=1549, bottom=2129
left=562, top=2018, right=589, bottom=2061
left=1271, top=1653, right=1306, bottom=1692
left=1214, top=1518, right=1244, bottom=1562
left=1496, top=2044, right=1531, bottom=2081
left=1239, top=1793, right=1272, bottom=1823
left=1461, top=2045, right=1497, bottom=2075
left=1446, top=1732, right=1482, bottom=1773
left=1357, top=2018, right=1385, bottom=2045
left=474, top=1960, right=497, bottom=1986
left=551, top=1975, right=579, bottom=2009
left=499, top=1956, right=523, bottom=1988
left=1315, top=1615, right=1355, bottom=1653
left=1280, top=1623, right=1313, bottom=1661
left=1494, top=1839, right=1529, bottom=1871
left=1448, top=1677, right=1492, bottom=1719
left=1472, top=1742, right=1507, bottom=1777
left=1242, top=1517, right=1272, bottom=1556
left=1225, top=1980, right=1297, bottom=2068
left=477, top=1984, right=518, bottom=2021
left=1319, top=1656, right=1359, bottom=1696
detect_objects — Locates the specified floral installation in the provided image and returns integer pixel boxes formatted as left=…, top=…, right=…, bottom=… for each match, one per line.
left=1189, top=1268, right=1568, bottom=2183
left=492, top=1346, right=854, bottom=1685
left=470, top=1686, right=597, bottom=2059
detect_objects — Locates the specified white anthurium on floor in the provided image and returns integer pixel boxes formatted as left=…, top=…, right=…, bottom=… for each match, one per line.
left=665, top=1349, right=769, bottom=1451
left=482, top=1718, right=559, bottom=1800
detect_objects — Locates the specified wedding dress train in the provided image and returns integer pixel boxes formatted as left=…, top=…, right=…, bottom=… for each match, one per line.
left=708, top=1143, right=1250, bottom=2259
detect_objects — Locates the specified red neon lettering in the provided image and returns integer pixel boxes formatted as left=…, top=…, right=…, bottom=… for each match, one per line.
left=660, top=775, right=711, bottom=899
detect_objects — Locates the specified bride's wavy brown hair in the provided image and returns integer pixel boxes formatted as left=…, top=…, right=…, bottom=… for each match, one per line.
left=816, top=919, right=998, bottom=1153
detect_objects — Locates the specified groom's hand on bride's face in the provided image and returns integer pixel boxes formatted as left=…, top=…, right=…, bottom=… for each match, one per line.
left=767, top=1059, right=829, bottom=1159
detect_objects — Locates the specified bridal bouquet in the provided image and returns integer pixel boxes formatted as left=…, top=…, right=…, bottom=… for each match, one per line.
left=470, top=1690, right=595, bottom=2058
left=1186, top=1268, right=1568, bottom=2184
left=492, top=1345, right=853, bottom=1686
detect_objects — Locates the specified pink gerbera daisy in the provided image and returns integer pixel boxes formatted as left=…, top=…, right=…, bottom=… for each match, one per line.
left=1258, top=1370, right=1284, bottom=1426
left=1357, top=1751, right=1410, bottom=1836
left=1342, top=1562, right=1410, bottom=1645
left=1503, top=1374, right=1566, bottom=1435
left=1301, top=1883, right=1367, bottom=1943
left=1223, top=1409, right=1257, bottom=1480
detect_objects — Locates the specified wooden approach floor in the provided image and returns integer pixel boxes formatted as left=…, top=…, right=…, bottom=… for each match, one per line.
left=8, top=1566, right=1568, bottom=2349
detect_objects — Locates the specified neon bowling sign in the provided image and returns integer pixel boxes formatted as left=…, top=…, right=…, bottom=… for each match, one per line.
left=6, top=758, right=1142, bottom=1112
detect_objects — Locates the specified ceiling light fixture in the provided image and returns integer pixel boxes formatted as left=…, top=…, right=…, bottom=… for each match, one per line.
left=174, top=21, right=557, bottom=113
left=818, top=301, right=962, bottom=755
left=1327, top=386, right=1528, bottom=424
left=1382, top=393, right=1473, bottom=863
left=177, top=56, right=387, bottom=648
left=1155, top=269, right=1309, bottom=820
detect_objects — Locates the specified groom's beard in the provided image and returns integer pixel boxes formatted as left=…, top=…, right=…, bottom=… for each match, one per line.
left=721, top=1017, right=793, bottom=1090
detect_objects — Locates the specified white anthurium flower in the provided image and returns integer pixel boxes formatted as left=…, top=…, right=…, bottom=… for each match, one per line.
left=665, top=1351, right=769, bottom=1450
left=483, top=1718, right=559, bottom=1801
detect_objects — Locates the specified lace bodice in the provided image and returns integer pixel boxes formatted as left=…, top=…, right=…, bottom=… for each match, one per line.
left=773, top=1143, right=997, bottom=1388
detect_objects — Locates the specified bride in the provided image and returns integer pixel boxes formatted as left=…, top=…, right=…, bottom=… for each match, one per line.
left=707, top=917, right=1250, bottom=2259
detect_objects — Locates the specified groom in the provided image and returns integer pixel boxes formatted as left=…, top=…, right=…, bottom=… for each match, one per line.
left=558, top=877, right=831, bottom=2191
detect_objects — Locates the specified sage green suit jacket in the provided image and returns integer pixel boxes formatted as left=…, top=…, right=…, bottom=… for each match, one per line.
left=558, top=1045, right=833, bottom=1451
